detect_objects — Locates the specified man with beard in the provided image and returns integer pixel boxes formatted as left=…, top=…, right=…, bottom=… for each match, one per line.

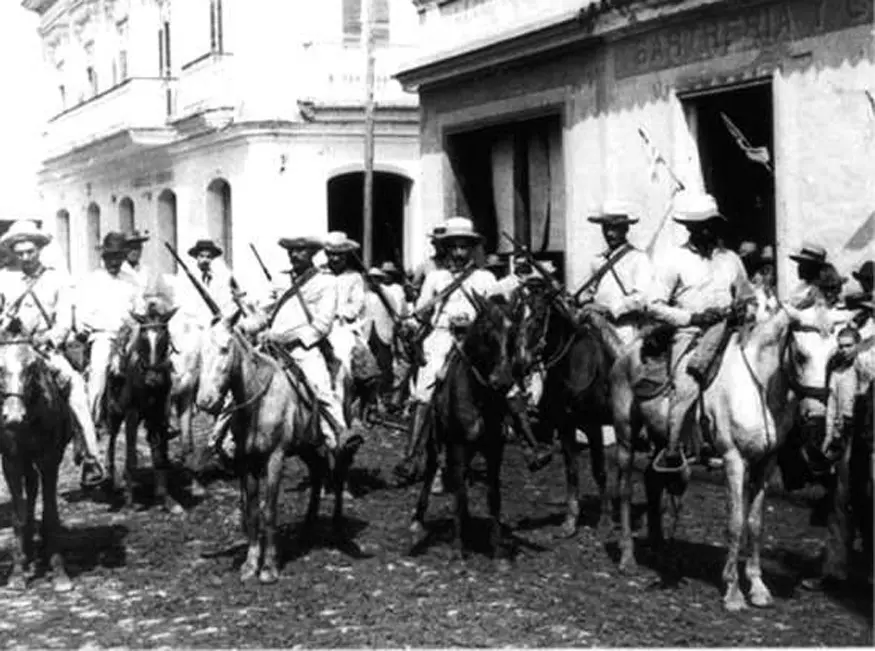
left=0, top=220, right=106, bottom=488
left=647, top=192, right=754, bottom=471
left=578, top=201, right=659, bottom=345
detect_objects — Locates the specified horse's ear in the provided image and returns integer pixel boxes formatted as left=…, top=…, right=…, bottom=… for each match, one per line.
left=129, top=310, right=147, bottom=325
left=223, top=308, right=243, bottom=329
left=160, top=307, right=179, bottom=324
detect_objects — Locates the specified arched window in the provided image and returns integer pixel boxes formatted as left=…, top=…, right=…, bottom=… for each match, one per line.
left=56, top=209, right=71, bottom=270
left=118, top=196, right=135, bottom=233
left=86, top=203, right=101, bottom=270
left=206, top=178, right=232, bottom=265
left=157, top=189, right=178, bottom=274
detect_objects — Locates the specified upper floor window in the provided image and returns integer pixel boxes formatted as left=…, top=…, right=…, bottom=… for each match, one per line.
left=86, top=66, right=98, bottom=97
left=158, top=20, right=171, bottom=76
left=116, top=19, right=129, bottom=83
left=210, top=0, right=224, bottom=53
left=343, top=0, right=390, bottom=46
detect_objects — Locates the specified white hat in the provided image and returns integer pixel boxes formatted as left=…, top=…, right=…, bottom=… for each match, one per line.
left=323, top=231, right=361, bottom=253
left=587, top=200, right=640, bottom=225
left=0, top=220, right=51, bottom=249
left=434, top=217, right=483, bottom=243
left=672, top=191, right=726, bottom=224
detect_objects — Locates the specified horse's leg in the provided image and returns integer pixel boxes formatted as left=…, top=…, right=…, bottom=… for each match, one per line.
left=122, top=409, right=139, bottom=507
left=584, top=421, right=610, bottom=529
left=3, top=458, right=27, bottom=590
left=558, top=420, right=580, bottom=538
left=485, top=437, right=505, bottom=559
left=409, top=441, right=439, bottom=547
left=23, top=464, right=38, bottom=575
left=614, top=387, right=639, bottom=573
left=259, top=450, right=284, bottom=584
left=105, top=415, right=119, bottom=496
left=722, top=449, right=747, bottom=611
left=150, top=422, right=183, bottom=515
left=180, top=391, right=206, bottom=498
left=644, top=459, right=665, bottom=547
left=746, top=462, right=774, bottom=608
left=40, top=459, right=72, bottom=593
left=239, top=469, right=261, bottom=582
left=449, top=442, right=469, bottom=560
left=303, top=453, right=323, bottom=531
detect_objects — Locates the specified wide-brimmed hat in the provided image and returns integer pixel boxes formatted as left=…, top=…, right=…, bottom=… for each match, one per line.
left=0, top=220, right=51, bottom=249
left=853, top=260, right=873, bottom=285
left=379, top=261, right=399, bottom=277
left=738, top=241, right=758, bottom=259
left=587, top=200, right=639, bottom=225
left=521, top=259, right=556, bottom=283
left=672, top=192, right=726, bottom=224
left=429, top=224, right=447, bottom=241
left=788, top=242, right=827, bottom=266
left=126, top=229, right=150, bottom=246
left=99, top=232, right=129, bottom=256
left=323, top=231, right=360, bottom=254
left=434, top=217, right=483, bottom=243
left=366, top=266, right=387, bottom=280
left=187, top=239, right=222, bottom=259
left=484, top=254, right=504, bottom=270
left=278, top=234, right=324, bottom=251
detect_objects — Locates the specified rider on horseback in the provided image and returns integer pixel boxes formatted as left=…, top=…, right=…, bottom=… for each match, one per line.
left=0, top=221, right=107, bottom=488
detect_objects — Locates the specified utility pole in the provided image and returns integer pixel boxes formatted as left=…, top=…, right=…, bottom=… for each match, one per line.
left=361, top=0, right=376, bottom=267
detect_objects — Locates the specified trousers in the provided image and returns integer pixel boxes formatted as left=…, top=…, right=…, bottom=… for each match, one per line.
left=49, top=350, right=101, bottom=458
left=290, top=343, right=347, bottom=448
left=667, top=329, right=700, bottom=454
left=87, top=333, right=119, bottom=429
left=411, top=328, right=454, bottom=404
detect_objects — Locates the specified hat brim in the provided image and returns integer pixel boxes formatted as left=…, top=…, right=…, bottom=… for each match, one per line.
left=788, top=254, right=826, bottom=265
left=587, top=215, right=639, bottom=225
left=187, top=244, right=223, bottom=258
left=1, top=233, right=52, bottom=249
left=127, top=236, right=150, bottom=245
left=434, top=232, right=483, bottom=243
left=278, top=237, right=323, bottom=251
left=323, top=243, right=361, bottom=253
left=673, top=213, right=727, bottom=225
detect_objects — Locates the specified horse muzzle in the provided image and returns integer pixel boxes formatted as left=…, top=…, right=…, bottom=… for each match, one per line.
left=1, top=395, right=27, bottom=430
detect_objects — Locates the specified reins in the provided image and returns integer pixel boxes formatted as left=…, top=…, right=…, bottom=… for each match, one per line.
left=218, top=338, right=273, bottom=418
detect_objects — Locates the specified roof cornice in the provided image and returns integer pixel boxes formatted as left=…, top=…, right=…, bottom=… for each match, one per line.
left=21, top=0, right=59, bottom=15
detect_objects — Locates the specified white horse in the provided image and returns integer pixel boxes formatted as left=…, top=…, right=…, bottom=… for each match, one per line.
left=611, top=304, right=836, bottom=611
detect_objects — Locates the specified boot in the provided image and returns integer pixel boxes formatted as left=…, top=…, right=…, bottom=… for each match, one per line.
left=393, top=402, right=430, bottom=483
left=506, top=394, right=552, bottom=472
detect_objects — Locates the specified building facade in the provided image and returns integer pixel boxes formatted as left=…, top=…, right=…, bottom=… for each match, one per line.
left=398, top=0, right=874, bottom=298
left=25, top=0, right=421, bottom=291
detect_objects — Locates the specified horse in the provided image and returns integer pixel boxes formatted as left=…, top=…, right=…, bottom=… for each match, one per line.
left=519, top=287, right=623, bottom=536
left=103, top=306, right=183, bottom=513
left=196, top=312, right=337, bottom=584
left=610, top=304, right=836, bottom=611
left=409, top=293, right=523, bottom=559
left=0, top=321, right=74, bottom=592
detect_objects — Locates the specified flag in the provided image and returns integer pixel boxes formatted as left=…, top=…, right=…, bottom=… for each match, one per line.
left=844, top=210, right=875, bottom=252
left=720, top=112, right=773, bottom=172
left=638, top=126, right=665, bottom=183
left=865, top=90, right=875, bottom=120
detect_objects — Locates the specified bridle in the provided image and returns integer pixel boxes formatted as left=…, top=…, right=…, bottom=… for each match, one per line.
left=781, top=323, right=830, bottom=404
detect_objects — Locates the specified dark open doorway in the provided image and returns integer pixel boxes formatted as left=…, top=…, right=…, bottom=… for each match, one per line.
left=327, top=171, right=410, bottom=270
left=684, top=82, right=776, bottom=257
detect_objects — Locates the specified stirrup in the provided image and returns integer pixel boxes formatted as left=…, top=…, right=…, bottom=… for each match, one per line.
left=652, top=448, right=689, bottom=475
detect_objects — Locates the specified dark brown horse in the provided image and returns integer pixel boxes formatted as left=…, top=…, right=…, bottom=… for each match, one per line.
left=103, top=306, right=183, bottom=513
left=521, top=289, right=622, bottom=536
left=0, top=320, right=74, bottom=591
left=196, top=312, right=339, bottom=584
left=409, top=294, right=522, bottom=558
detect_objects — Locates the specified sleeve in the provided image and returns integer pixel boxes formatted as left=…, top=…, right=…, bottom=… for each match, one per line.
left=577, top=256, right=602, bottom=303
left=731, top=255, right=756, bottom=304
left=296, top=277, right=337, bottom=349
left=47, top=272, right=74, bottom=345
left=648, top=254, right=692, bottom=327
left=74, top=274, right=96, bottom=329
left=825, top=372, right=839, bottom=444
left=339, top=275, right=366, bottom=322
left=415, top=272, right=437, bottom=313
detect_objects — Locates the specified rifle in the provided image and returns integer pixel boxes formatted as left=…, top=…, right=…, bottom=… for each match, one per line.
left=571, top=242, right=635, bottom=301
left=249, top=243, right=273, bottom=283
left=164, top=242, right=221, bottom=317
left=500, top=231, right=576, bottom=323
left=410, top=262, right=478, bottom=325
left=350, top=251, right=402, bottom=327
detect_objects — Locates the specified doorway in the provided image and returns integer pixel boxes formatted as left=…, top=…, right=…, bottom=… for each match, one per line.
left=683, top=83, right=775, bottom=261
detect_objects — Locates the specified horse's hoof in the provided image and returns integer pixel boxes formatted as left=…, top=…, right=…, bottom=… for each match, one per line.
left=749, top=586, right=774, bottom=609
left=163, top=499, right=185, bottom=516
left=188, top=480, right=207, bottom=499
left=558, top=519, right=577, bottom=539
left=723, top=588, right=748, bottom=612
left=408, top=520, right=425, bottom=537
left=6, top=574, right=26, bottom=591
left=239, top=562, right=258, bottom=583
left=259, top=567, right=279, bottom=584
left=52, top=574, right=73, bottom=593
left=618, top=557, right=638, bottom=575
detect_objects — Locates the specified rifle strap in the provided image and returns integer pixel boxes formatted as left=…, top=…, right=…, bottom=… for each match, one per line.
left=578, top=243, right=634, bottom=298
left=431, top=265, right=478, bottom=325
left=266, top=266, right=320, bottom=329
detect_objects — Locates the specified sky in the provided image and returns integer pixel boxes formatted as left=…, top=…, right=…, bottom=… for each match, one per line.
left=0, top=2, right=52, bottom=219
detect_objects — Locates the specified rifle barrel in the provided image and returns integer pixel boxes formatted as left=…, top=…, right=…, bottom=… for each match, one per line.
left=164, top=242, right=221, bottom=316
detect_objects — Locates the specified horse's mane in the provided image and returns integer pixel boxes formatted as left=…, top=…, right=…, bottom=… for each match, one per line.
left=462, top=295, right=509, bottom=361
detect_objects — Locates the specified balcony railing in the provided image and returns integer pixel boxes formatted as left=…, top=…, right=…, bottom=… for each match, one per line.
left=301, top=42, right=419, bottom=108
left=175, top=52, right=238, bottom=120
left=44, top=77, right=173, bottom=159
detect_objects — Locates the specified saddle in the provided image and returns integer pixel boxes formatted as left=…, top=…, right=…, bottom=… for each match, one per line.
left=264, top=342, right=326, bottom=449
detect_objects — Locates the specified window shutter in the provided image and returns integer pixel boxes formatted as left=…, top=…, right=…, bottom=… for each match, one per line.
left=343, top=0, right=362, bottom=44
left=374, top=0, right=390, bottom=44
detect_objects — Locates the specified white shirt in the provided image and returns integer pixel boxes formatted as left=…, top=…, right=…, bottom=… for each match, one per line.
left=268, top=269, right=336, bottom=349
left=76, top=268, right=142, bottom=334
left=176, top=259, right=236, bottom=325
left=416, top=267, right=497, bottom=329
left=365, top=282, right=406, bottom=344
left=584, top=245, right=660, bottom=320
left=334, top=270, right=366, bottom=324
left=0, top=265, right=73, bottom=342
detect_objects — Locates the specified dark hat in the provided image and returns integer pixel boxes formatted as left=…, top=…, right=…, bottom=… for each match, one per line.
left=788, top=242, right=827, bottom=266
left=187, top=239, right=223, bottom=259
left=125, top=229, right=150, bottom=246
left=853, top=260, right=873, bottom=285
left=587, top=201, right=639, bottom=225
left=99, top=232, right=129, bottom=256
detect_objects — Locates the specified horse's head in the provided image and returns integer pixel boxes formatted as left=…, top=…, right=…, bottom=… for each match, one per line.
left=784, top=304, right=842, bottom=419
left=196, top=310, right=242, bottom=414
left=0, top=336, right=40, bottom=430
left=129, top=306, right=178, bottom=389
left=463, top=294, right=516, bottom=393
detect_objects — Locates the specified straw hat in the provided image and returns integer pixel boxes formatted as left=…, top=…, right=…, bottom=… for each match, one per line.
left=587, top=200, right=640, bottom=225
left=0, top=220, right=51, bottom=249
left=366, top=266, right=387, bottom=280
left=434, top=217, right=483, bottom=243
left=484, top=254, right=504, bottom=271
left=126, top=229, right=150, bottom=245
left=788, top=242, right=827, bottom=266
left=187, top=239, right=223, bottom=258
left=672, top=192, right=726, bottom=224
left=323, top=231, right=360, bottom=253
left=379, top=261, right=400, bottom=278
left=278, top=235, right=324, bottom=251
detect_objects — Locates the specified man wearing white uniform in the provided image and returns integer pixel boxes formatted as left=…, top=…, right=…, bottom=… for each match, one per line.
left=323, top=231, right=368, bottom=384
left=363, top=263, right=407, bottom=403
left=120, top=229, right=152, bottom=296
left=76, top=232, right=143, bottom=435
left=578, top=202, right=659, bottom=346
left=242, top=234, right=363, bottom=464
left=647, top=192, right=754, bottom=472
left=0, top=221, right=106, bottom=488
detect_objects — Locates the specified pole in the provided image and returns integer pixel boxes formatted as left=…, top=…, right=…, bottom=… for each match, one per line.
left=361, top=0, right=376, bottom=268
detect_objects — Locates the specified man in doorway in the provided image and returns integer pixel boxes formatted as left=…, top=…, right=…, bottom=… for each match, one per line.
left=364, top=263, right=407, bottom=409
left=0, top=220, right=106, bottom=488
left=241, top=234, right=363, bottom=476
left=578, top=201, right=659, bottom=346
left=647, top=192, right=754, bottom=472
left=76, top=232, right=144, bottom=438
left=412, top=224, right=448, bottom=293
left=789, top=243, right=829, bottom=309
